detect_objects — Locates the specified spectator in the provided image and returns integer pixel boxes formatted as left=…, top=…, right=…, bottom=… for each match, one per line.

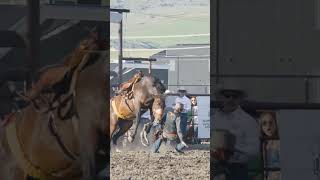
left=259, top=112, right=281, bottom=180
left=175, top=87, right=191, bottom=137
left=212, top=82, right=259, bottom=180
left=190, top=96, right=199, bottom=144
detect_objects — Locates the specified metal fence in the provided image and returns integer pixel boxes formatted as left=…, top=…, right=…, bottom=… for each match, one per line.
left=212, top=74, right=320, bottom=103
left=164, top=84, right=210, bottom=95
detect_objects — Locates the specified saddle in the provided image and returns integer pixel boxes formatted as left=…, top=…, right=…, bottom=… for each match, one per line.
left=26, top=31, right=100, bottom=102
left=111, top=96, right=136, bottom=120
left=117, top=71, right=144, bottom=99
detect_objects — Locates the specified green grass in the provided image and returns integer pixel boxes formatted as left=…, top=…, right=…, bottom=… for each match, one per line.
left=110, top=0, right=210, bottom=49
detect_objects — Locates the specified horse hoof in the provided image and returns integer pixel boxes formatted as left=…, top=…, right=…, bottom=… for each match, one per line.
left=128, top=136, right=134, bottom=143
left=115, top=148, right=122, bottom=153
left=141, top=141, right=149, bottom=147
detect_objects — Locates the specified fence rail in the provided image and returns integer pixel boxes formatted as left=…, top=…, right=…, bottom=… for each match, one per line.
left=211, top=101, right=320, bottom=110
left=211, top=73, right=320, bottom=103
left=211, top=74, right=320, bottom=78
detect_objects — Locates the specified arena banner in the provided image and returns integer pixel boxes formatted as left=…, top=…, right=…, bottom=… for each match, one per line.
left=197, top=96, right=210, bottom=138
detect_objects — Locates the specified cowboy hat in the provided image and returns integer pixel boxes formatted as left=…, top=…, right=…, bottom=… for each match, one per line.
left=215, top=80, right=247, bottom=98
left=177, top=86, right=187, bottom=92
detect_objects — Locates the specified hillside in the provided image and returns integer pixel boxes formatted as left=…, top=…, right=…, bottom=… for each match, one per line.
left=110, top=0, right=210, bottom=60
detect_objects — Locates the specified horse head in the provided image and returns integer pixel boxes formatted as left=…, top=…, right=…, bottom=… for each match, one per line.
left=142, top=75, right=166, bottom=96
left=63, top=27, right=108, bottom=67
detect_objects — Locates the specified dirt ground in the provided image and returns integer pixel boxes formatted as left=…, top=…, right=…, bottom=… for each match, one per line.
left=110, top=144, right=210, bottom=180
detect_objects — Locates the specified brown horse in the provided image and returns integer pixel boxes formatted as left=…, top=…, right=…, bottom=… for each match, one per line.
left=110, top=75, right=166, bottom=147
left=0, top=30, right=108, bottom=180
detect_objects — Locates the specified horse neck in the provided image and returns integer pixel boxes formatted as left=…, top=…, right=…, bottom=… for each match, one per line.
left=132, top=80, right=152, bottom=102
left=74, top=55, right=107, bottom=133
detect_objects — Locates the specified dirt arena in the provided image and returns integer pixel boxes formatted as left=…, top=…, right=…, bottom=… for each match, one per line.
left=110, top=143, right=210, bottom=180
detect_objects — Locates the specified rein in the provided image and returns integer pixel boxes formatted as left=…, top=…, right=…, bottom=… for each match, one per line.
left=48, top=112, right=77, bottom=160
left=124, top=98, right=135, bottom=113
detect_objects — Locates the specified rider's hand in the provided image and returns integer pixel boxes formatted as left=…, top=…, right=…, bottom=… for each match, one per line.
left=181, top=141, right=189, bottom=148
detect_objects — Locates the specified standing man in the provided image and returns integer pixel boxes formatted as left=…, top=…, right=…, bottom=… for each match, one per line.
left=212, top=83, right=259, bottom=180
left=151, top=102, right=188, bottom=153
left=175, top=87, right=191, bottom=137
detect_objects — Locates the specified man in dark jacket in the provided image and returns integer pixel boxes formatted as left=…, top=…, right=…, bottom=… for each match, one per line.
left=151, top=102, right=188, bottom=153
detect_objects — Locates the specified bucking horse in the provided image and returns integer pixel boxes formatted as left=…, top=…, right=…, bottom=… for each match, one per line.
left=0, top=28, right=108, bottom=180
left=110, top=73, right=167, bottom=149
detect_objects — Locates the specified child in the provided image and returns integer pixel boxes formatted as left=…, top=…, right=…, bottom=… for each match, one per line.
left=259, top=112, right=281, bottom=180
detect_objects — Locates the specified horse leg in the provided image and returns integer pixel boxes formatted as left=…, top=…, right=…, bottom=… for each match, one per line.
left=128, top=105, right=141, bottom=143
left=110, top=110, right=119, bottom=146
left=140, top=122, right=153, bottom=146
left=112, top=120, right=133, bottom=146
left=109, top=111, right=119, bottom=141
left=140, top=107, right=155, bottom=146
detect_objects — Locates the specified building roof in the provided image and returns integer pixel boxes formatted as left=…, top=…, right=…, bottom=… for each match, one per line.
left=150, top=43, right=210, bottom=59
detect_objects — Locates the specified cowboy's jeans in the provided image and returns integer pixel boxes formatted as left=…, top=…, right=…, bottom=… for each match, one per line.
left=151, top=137, right=163, bottom=153
left=180, top=113, right=188, bottom=136
left=151, top=137, right=186, bottom=153
left=194, top=125, right=199, bottom=143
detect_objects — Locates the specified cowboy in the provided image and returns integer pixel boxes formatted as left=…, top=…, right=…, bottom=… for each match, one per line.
left=212, top=81, right=259, bottom=180
left=151, top=102, right=188, bottom=153
left=175, top=87, right=191, bottom=137
left=117, top=71, right=144, bottom=98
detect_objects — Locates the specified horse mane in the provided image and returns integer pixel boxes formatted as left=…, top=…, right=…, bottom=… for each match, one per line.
left=62, top=29, right=105, bottom=68
left=62, top=41, right=96, bottom=68
left=140, top=74, right=166, bottom=94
